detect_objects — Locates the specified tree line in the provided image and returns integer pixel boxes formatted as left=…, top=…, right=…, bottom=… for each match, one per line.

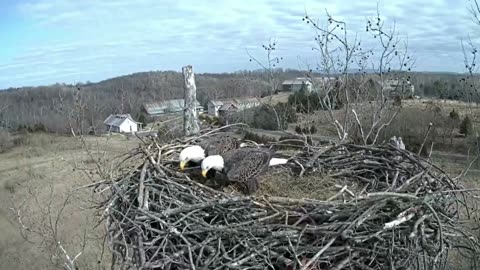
left=0, top=69, right=477, bottom=135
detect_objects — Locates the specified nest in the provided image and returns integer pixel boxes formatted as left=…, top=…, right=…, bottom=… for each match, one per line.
left=97, top=128, right=480, bottom=270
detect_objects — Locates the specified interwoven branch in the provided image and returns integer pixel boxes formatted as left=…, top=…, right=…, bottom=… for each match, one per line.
left=96, top=129, right=480, bottom=270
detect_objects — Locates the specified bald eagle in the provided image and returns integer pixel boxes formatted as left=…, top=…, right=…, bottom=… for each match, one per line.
left=200, top=148, right=289, bottom=194
left=397, top=137, right=406, bottom=150
left=178, top=135, right=245, bottom=170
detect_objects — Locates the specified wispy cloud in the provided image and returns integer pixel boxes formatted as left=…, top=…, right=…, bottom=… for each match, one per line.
left=0, top=0, right=476, bottom=88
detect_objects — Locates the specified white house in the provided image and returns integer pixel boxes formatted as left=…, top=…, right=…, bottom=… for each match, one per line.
left=104, top=114, right=140, bottom=133
left=207, top=97, right=261, bottom=117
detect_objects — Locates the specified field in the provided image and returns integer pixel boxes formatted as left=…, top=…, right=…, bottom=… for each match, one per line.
left=0, top=133, right=139, bottom=270
left=1, top=99, right=480, bottom=269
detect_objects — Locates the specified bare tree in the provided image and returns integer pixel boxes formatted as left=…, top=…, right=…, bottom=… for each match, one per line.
left=246, top=39, right=283, bottom=102
left=10, top=185, right=86, bottom=270
left=457, top=0, right=480, bottom=145
left=246, top=40, right=284, bottom=130
left=302, top=6, right=415, bottom=144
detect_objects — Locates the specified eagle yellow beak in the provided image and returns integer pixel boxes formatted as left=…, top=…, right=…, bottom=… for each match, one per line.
left=202, top=170, right=208, bottom=178
left=180, top=161, right=187, bottom=170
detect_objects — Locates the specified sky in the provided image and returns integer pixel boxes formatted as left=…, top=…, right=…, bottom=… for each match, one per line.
left=0, top=0, right=477, bottom=89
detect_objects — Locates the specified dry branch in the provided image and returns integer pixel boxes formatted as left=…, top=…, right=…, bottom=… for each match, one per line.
left=96, top=129, right=480, bottom=270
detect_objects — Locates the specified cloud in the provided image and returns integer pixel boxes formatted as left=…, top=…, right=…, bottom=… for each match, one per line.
left=0, top=0, right=476, bottom=88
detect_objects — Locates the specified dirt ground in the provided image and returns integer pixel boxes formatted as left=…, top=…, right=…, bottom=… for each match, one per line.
left=0, top=133, right=139, bottom=270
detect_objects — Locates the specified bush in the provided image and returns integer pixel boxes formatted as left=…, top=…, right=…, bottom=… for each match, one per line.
left=295, top=125, right=317, bottom=134
left=26, top=123, right=47, bottom=133
left=449, top=109, right=460, bottom=121
left=199, top=114, right=220, bottom=125
left=274, top=102, right=297, bottom=124
left=288, top=88, right=342, bottom=114
left=251, top=106, right=281, bottom=131
left=393, top=95, right=402, bottom=106
left=460, top=116, right=473, bottom=136
left=295, top=126, right=302, bottom=134
left=137, top=113, right=147, bottom=128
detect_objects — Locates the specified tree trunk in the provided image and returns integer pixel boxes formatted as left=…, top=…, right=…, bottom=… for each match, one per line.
left=182, top=65, right=200, bottom=136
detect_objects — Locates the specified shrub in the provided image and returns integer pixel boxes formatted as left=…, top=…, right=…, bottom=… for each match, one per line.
left=310, top=125, right=318, bottom=134
left=393, top=95, right=402, bottom=106
left=251, top=106, right=281, bottom=130
left=460, top=116, right=473, bottom=136
left=137, top=113, right=147, bottom=128
left=274, top=102, right=297, bottom=124
left=26, top=123, right=47, bottom=133
left=295, top=126, right=302, bottom=134
left=199, top=114, right=219, bottom=125
left=449, top=109, right=460, bottom=121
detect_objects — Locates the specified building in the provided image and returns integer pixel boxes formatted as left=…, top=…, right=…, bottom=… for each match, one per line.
left=207, top=100, right=224, bottom=116
left=207, top=97, right=261, bottom=117
left=235, top=97, right=262, bottom=110
left=281, top=78, right=312, bottom=92
left=143, top=99, right=204, bottom=116
left=104, top=114, right=140, bottom=133
left=377, top=78, right=415, bottom=98
left=218, top=103, right=239, bottom=118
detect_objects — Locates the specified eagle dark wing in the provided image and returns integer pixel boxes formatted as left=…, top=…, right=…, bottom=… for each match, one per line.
left=205, top=136, right=240, bottom=156
left=223, top=148, right=272, bottom=193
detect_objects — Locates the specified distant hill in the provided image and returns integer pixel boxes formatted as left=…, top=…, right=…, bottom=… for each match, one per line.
left=0, top=68, right=475, bottom=135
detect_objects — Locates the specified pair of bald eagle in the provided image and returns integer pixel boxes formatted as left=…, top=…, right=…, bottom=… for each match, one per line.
left=178, top=135, right=289, bottom=194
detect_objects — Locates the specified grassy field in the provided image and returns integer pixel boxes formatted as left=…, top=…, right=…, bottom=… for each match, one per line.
left=0, top=133, right=139, bottom=270
left=1, top=98, right=480, bottom=269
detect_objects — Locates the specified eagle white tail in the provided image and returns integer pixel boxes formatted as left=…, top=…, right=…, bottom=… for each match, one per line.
left=269, top=158, right=288, bottom=166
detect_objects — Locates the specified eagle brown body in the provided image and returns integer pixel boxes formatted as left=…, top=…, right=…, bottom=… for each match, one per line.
left=221, top=148, right=274, bottom=194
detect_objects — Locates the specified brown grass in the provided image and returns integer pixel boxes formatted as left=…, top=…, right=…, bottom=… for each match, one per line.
left=257, top=167, right=362, bottom=201
left=0, top=133, right=140, bottom=270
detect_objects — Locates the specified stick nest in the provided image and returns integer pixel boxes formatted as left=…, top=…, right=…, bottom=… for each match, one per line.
left=97, top=128, right=480, bottom=270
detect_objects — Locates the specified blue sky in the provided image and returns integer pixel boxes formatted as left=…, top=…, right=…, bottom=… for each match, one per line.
left=0, top=0, right=476, bottom=88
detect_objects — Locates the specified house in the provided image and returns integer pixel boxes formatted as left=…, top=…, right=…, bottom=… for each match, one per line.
left=143, top=99, right=203, bottom=116
left=309, top=76, right=343, bottom=95
left=104, top=114, right=140, bottom=133
left=218, top=103, right=239, bottom=117
left=376, top=78, right=415, bottom=98
left=281, top=78, right=313, bottom=92
left=207, top=100, right=224, bottom=116
left=207, top=97, right=261, bottom=117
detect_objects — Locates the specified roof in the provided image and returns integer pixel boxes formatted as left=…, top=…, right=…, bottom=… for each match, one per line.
left=144, top=99, right=202, bottom=115
left=219, top=103, right=238, bottom=111
left=208, top=100, right=224, bottom=106
left=208, top=97, right=261, bottom=108
left=282, top=78, right=312, bottom=85
left=235, top=97, right=261, bottom=104
left=104, top=114, right=138, bottom=127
